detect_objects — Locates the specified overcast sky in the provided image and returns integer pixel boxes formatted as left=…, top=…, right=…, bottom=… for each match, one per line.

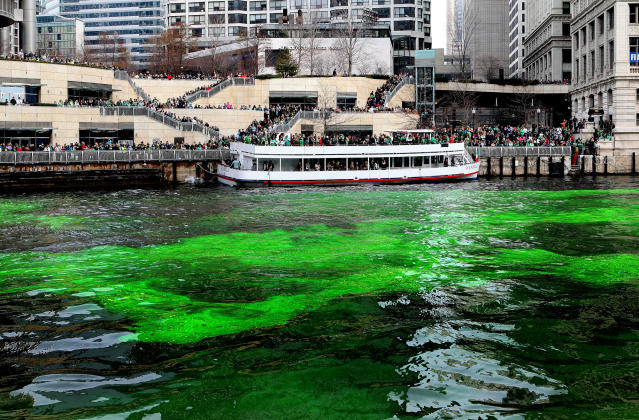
left=431, top=1, right=446, bottom=51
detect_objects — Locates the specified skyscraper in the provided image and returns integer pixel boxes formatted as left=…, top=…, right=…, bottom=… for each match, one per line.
left=463, top=0, right=509, bottom=80
left=446, top=0, right=462, bottom=55
left=507, top=0, right=525, bottom=78
left=40, top=0, right=164, bottom=68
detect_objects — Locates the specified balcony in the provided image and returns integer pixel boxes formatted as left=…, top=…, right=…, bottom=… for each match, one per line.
left=0, top=0, right=15, bottom=27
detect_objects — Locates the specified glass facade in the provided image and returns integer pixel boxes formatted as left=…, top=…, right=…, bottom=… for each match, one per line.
left=36, top=15, right=83, bottom=60
left=41, top=0, right=164, bottom=68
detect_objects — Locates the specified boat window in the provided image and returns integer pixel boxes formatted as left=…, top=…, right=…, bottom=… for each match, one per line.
left=347, top=158, right=370, bottom=170
left=326, top=158, right=347, bottom=171
left=393, top=157, right=403, bottom=168
left=414, top=156, right=422, bottom=166
left=423, top=156, right=430, bottom=166
left=280, top=158, right=299, bottom=171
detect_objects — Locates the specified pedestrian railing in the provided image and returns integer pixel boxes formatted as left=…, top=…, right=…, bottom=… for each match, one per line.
left=268, top=110, right=332, bottom=133
left=184, top=77, right=255, bottom=103
left=100, top=106, right=220, bottom=139
left=114, top=70, right=151, bottom=102
left=470, top=146, right=572, bottom=157
left=0, top=150, right=230, bottom=165
left=384, top=76, right=415, bottom=106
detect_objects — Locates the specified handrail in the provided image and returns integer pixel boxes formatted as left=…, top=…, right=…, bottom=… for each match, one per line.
left=0, top=150, right=231, bottom=165
left=114, top=70, right=151, bottom=102
left=185, top=77, right=255, bottom=103
left=100, top=106, right=220, bottom=139
left=384, top=75, right=414, bottom=106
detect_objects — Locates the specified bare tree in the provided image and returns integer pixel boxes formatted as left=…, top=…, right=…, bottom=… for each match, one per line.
left=509, top=84, right=537, bottom=125
left=333, top=19, right=364, bottom=76
left=148, top=23, right=195, bottom=74
left=447, top=17, right=474, bottom=81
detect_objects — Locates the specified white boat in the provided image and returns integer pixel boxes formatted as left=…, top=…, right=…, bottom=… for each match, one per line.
left=217, top=131, right=480, bottom=187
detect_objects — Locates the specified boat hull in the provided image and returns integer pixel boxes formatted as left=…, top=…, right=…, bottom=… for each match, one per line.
left=218, top=168, right=479, bottom=187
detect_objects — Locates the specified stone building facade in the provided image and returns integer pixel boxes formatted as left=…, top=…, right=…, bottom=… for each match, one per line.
left=524, top=0, right=571, bottom=82
left=570, top=0, right=639, bottom=153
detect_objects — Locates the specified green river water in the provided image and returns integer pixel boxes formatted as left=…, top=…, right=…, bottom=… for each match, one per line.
left=1, top=178, right=639, bottom=419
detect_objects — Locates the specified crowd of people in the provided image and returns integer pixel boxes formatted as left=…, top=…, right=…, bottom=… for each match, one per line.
left=1, top=52, right=122, bottom=71
left=0, top=140, right=220, bottom=152
left=366, top=74, right=406, bottom=109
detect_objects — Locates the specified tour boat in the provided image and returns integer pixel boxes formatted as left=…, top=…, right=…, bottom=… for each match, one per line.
left=217, top=131, right=480, bottom=187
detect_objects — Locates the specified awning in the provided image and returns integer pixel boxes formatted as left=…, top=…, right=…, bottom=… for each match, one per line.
left=336, top=92, right=357, bottom=98
left=0, top=82, right=46, bottom=87
left=269, top=91, right=318, bottom=98
left=0, top=77, right=44, bottom=87
left=0, top=121, right=53, bottom=130
left=325, top=124, right=373, bottom=132
left=79, top=122, right=134, bottom=130
left=68, top=81, right=116, bottom=92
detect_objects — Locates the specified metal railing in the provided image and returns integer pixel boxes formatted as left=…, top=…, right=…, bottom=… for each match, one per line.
left=114, top=70, right=151, bottom=102
left=268, top=110, right=333, bottom=133
left=100, top=106, right=220, bottom=139
left=184, top=77, right=255, bottom=103
left=470, top=146, right=572, bottom=157
left=384, top=76, right=415, bottom=106
left=0, top=150, right=230, bottom=165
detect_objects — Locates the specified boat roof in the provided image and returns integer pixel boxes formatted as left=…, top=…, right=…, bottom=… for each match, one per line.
left=385, top=129, right=435, bottom=134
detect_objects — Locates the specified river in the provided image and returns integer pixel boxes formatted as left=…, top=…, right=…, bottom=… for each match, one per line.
left=1, top=177, right=639, bottom=419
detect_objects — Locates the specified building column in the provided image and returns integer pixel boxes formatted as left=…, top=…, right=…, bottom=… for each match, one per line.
left=20, top=0, right=36, bottom=54
left=0, top=26, right=10, bottom=55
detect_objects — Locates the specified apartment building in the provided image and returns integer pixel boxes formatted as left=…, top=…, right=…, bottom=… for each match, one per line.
left=165, top=0, right=431, bottom=73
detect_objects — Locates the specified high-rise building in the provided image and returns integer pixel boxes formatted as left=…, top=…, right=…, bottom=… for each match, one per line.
left=523, top=0, right=571, bottom=81
left=1, top=0, right=37, bottom=55
left=507, top=0, right=525, bottom=78
left=40, top=0, right=164, bottom=68
left=165, top=0, right=431, bottom=73
left=463, top=0, right=509, bottom=80
left=570, top=1, right=639, bottom=152
left=36, top=15, right=84, bottom=59
left=446, top=0, right=463, bottom=55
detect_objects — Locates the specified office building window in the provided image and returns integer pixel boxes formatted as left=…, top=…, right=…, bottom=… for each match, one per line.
left=394, top=7, right=414, bottom=17
left=631, top=4, right=639, bottom=23
left=228, top=26, right=246, bottom=36
left=608, top=7, right=614, bottom=29
left=250, top=1, right=267, bottom=10
left=209, top=14, right=225, bottom=23
left=373, top=7, right=389, bottom=17
left=189, top=2, right=205, bottom=12
left=270, top=12, right=282, bottom=22
left=562, top=1, right=569, bottom=14
left=169, top=3, right=186, bottom=12
left=394, top=20, right=414, bottom=30
left=209, top=1, right=225, bottom=10
left=608, top=40, right=614, bottom=68
left=250, top=13, right=267, bottom=22
left=228, top=13, right=247, bottom=22
left=189, top=14, right=205, bottom=24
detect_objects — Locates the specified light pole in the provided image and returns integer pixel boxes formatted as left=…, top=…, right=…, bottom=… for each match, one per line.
left=536, top=108, right=541, bottom=132
left=472, top=108, right=476, bottom=133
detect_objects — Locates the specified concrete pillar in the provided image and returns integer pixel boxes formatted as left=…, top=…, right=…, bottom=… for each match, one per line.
left=0, top=26, right=10, bottom=55
left=20, top=0, right=36, bottom=54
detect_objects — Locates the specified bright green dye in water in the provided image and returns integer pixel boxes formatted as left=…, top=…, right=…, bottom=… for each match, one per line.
left=1, top=183, right=639, bottom=419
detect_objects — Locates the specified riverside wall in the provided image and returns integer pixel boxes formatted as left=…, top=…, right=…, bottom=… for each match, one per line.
left=478, top=154, right=639, bottom=176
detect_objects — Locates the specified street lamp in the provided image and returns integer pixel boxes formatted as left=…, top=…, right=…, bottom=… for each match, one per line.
left=472, top=108, right=476, bottom=132
left=536, top=108, right=541, bottom=131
